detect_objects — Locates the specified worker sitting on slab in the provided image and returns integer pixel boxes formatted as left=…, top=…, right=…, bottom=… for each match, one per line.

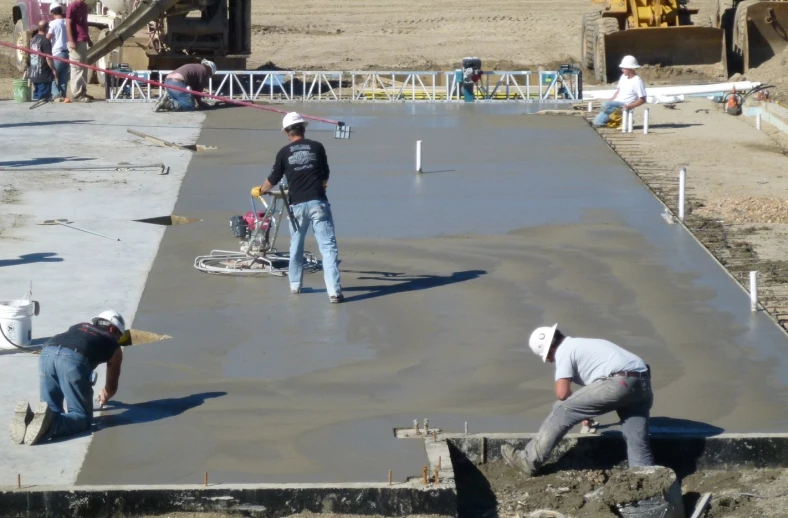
left=251, top=112, right=344, bottom=303
left=592, top=55, right=647, bottom=128
left=9, top=311, right=126, bottom=446
left=154, top=59, right=217, bottom=112
left=502, top=324, right=654, bottom=476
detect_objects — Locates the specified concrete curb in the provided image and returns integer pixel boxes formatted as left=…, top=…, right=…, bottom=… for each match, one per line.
left=0, top=483, right=457, bottom=517
left=447, top=432, right=788, bottom=476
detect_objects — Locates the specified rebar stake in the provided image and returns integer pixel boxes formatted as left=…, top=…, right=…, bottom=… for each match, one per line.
left=17, top=474, right=20, bottom=489
left=388, top=470, right=392, bottom=486
left=422, top=466, right=428, bottom=485
left=204, top=472, right=208, bottom=486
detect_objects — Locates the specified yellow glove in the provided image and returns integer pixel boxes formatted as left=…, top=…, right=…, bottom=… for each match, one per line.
left=251, top=185, right=262, bottom=197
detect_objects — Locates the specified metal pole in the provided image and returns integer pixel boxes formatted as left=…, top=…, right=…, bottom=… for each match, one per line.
left=678, top=167, right=686, bottom=221
left=750, top=271, right=758, bottom=311
left=643, top=108, right=649, bottom=134
left=756, top=113, right=762, bottom=131
left=622, top=109, right=628, bottom=133
left=416, top=140, right=423, bottom=173
left=628, top=109, right=634, bottom=133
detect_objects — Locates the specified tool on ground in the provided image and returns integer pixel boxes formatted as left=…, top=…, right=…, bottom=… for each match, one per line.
left=725, top=87, right=743, bottom=116
left=0, top=164, right=167, bottom=173
left=0, top=41, right=352, bottom=138
left=39, top=219, right=120, bottom=241
left=194, top=191, right=320, bottom=276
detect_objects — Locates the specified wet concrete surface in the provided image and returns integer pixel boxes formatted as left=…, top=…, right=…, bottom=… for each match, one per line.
left=78, top=104, right=788, bottom=485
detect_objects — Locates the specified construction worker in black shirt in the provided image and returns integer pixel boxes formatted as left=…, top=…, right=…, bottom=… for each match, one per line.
left=252, top=112, right=344, bottom=303
left=9, top=310, right=126, bottom=445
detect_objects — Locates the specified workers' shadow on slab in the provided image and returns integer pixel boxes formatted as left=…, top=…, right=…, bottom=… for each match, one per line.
left=646, top=123, right=703, bottom=129
left=450, top=443, right=499, bottom=518
left=0, top=120, right=92, bottom=129
left=0, top=157, right=94, bottom=168
left=0, top=253, right=63, bottom=268
left=648, top=417, right=724, bottom=436
left=96, top=391, right=227, bottom=429
left=341, top=269, right=486, bottom=302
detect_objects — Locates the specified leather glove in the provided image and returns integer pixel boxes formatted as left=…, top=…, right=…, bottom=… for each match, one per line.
left=251, top=185, right=262, bottom=197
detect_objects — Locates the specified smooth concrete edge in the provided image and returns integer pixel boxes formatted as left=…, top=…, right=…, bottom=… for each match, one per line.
left=745, top=102, right=788, bottom=136
left=425, top=437, right=456, bottom=484
left=447, top=433, right=788, bottom=476
left=0, top=485, right=457, bottom=517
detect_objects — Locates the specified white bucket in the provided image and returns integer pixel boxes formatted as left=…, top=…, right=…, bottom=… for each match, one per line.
left=0, top=300, right=38, bottom=350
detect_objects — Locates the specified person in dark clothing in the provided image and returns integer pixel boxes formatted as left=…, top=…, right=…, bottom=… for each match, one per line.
left=10, top=310, right=126, bottom=445
left=154, top=59, right=216, bottom=112
left=251, top=112, right=344, bottom=303
left=28, top=20, right=56, bottom=101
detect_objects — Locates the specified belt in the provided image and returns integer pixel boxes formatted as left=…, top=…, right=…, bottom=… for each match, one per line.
left=48, top=344, right=86, bottom=357
left=612, top=370, right=650, bottom=379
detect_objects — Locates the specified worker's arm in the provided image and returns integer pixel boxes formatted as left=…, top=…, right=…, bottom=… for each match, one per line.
left=65, top=13, right=75, bottom=49
left=624, top=97, right=646, bottom=110
left=555, top=378, right=572, bottom=401
left=98, top=348, right=123, bottom=405
left=46, top=55, right=56, bottom=74
left=610, top=89, right=619, bottom=101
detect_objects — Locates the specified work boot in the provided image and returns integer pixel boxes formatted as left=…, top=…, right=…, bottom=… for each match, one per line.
left=9, top=401, right=33, bottom=444
left=23, top=403, right=54, bottom=446
left=72, top=95, right=92, bottom=103
left=501, top=444, right=534, bottom=477
left=153, top=94, right=171, bottom=112
left=329, top=294, right=345, bottom=304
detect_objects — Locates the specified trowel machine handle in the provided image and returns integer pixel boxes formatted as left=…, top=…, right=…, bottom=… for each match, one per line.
left=279, top=185, right=299, bottom=233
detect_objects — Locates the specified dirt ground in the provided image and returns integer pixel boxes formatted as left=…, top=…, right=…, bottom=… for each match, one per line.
left=478, top=461, right=788, bottom=518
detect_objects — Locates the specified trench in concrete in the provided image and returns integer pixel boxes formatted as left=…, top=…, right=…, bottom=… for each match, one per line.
left=134, top=215, right=201, bottom=226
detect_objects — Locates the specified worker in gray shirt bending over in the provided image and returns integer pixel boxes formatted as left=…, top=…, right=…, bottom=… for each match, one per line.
left=502, top=324, right=654, bottom=476
left=154, top=59, right=216, bottom=112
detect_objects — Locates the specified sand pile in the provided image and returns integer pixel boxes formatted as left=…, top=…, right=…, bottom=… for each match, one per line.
left=695, top=196, right=788, bottom=224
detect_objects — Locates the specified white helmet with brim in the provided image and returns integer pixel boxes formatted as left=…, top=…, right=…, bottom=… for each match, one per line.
left=528, top=324, right=558, bottom=362
left=92, top=310, right=126, bottom=335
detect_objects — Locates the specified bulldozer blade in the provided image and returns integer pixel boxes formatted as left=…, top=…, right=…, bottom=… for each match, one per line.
left=741, top=2, right=788, bottom=71
left=603, top=27, right=726, bottom=82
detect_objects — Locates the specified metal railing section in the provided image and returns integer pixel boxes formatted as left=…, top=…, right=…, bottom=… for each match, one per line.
left=106, top=69, right=580, bottom=103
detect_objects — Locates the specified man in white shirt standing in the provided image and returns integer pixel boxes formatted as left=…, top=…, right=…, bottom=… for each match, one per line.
left=592, top=55, right=648, bottom=128
left=502, top=323, right=655, bottom=476
left=47, top=2, right=70, bottom=101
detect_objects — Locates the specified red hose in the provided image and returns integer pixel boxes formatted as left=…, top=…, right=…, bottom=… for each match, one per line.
left=0, top=40, right=345, bottom=127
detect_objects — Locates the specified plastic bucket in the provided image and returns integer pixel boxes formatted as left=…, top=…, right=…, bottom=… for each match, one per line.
left=12, top=79, right=31, bottom=104
left=0, top=300, right=37, bottom=349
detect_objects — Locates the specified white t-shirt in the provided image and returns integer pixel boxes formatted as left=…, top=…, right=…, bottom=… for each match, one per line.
left=554, top=337, right=647, bottom=386
left=48, top=19, right=68, bottom=55
left=615, top=74, right=647, bottom=105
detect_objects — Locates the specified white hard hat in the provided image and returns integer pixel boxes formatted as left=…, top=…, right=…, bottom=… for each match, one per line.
left=282, top=112, right=309, bottom=132
left=49, top=1, right=62, bottom=11
left=528, top=324, right=558, bottom=362
left=201, top=59, right=217, bottom=75
left=619, top=55, right=640, bottom=69
left=92, top=310, right=126, bottom=334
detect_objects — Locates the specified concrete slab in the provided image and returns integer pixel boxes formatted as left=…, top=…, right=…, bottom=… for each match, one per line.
left=0, top=101, right=203, bottom=484
left=76, top=104, right=788, bottom=486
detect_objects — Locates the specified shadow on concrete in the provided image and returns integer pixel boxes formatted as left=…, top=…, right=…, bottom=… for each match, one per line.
left=98, top=392, right=227, bottom=429
left=449, top=442, right=498, bottom=518
left=0, top=157, right=94, bottom=167
left=0, top=253, right=64, bottom=267
left=649, top=416, right=725, bottom=436
left=0, top=120, right=92, bottom=129
left=341, top=269, right=487, bottom=302
left=420, top=169, right=457, bottom=174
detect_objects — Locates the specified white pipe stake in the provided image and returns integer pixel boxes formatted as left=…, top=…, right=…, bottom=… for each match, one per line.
left=587, top=101, right=593, bottom=112
left=750, top=271, right=758, bottom=312
left=621, top=110, right=628, bottom=133
left=756, top=113, right=762, bottom=131
left=643, top=108, right=649, bottom=134
left=678, top=167, right=686, bottom=221
left=628, top=110, right=634, bottom=133
left=416, top=140, right=422, bottom=173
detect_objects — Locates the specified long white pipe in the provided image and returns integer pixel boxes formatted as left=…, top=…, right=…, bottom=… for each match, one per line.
left=582, top=81, right=762, bottom=101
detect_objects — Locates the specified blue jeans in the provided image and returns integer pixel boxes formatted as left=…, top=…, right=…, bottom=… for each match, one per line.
left=32, top=81, right=52, bottom=101
left=289, top=199, right=341, bottom=297
left=39, top=345, right=93, bottom=440
left=522, top=374, right=654, bottom=470
left=165, top=79, right=196, bottom=111
left=593, top=100, right=626, bottom=127
left=52, top=50, right=69, bottom=98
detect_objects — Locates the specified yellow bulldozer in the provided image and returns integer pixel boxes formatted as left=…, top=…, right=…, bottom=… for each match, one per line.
left=582, top=0, right=788, bottom=82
